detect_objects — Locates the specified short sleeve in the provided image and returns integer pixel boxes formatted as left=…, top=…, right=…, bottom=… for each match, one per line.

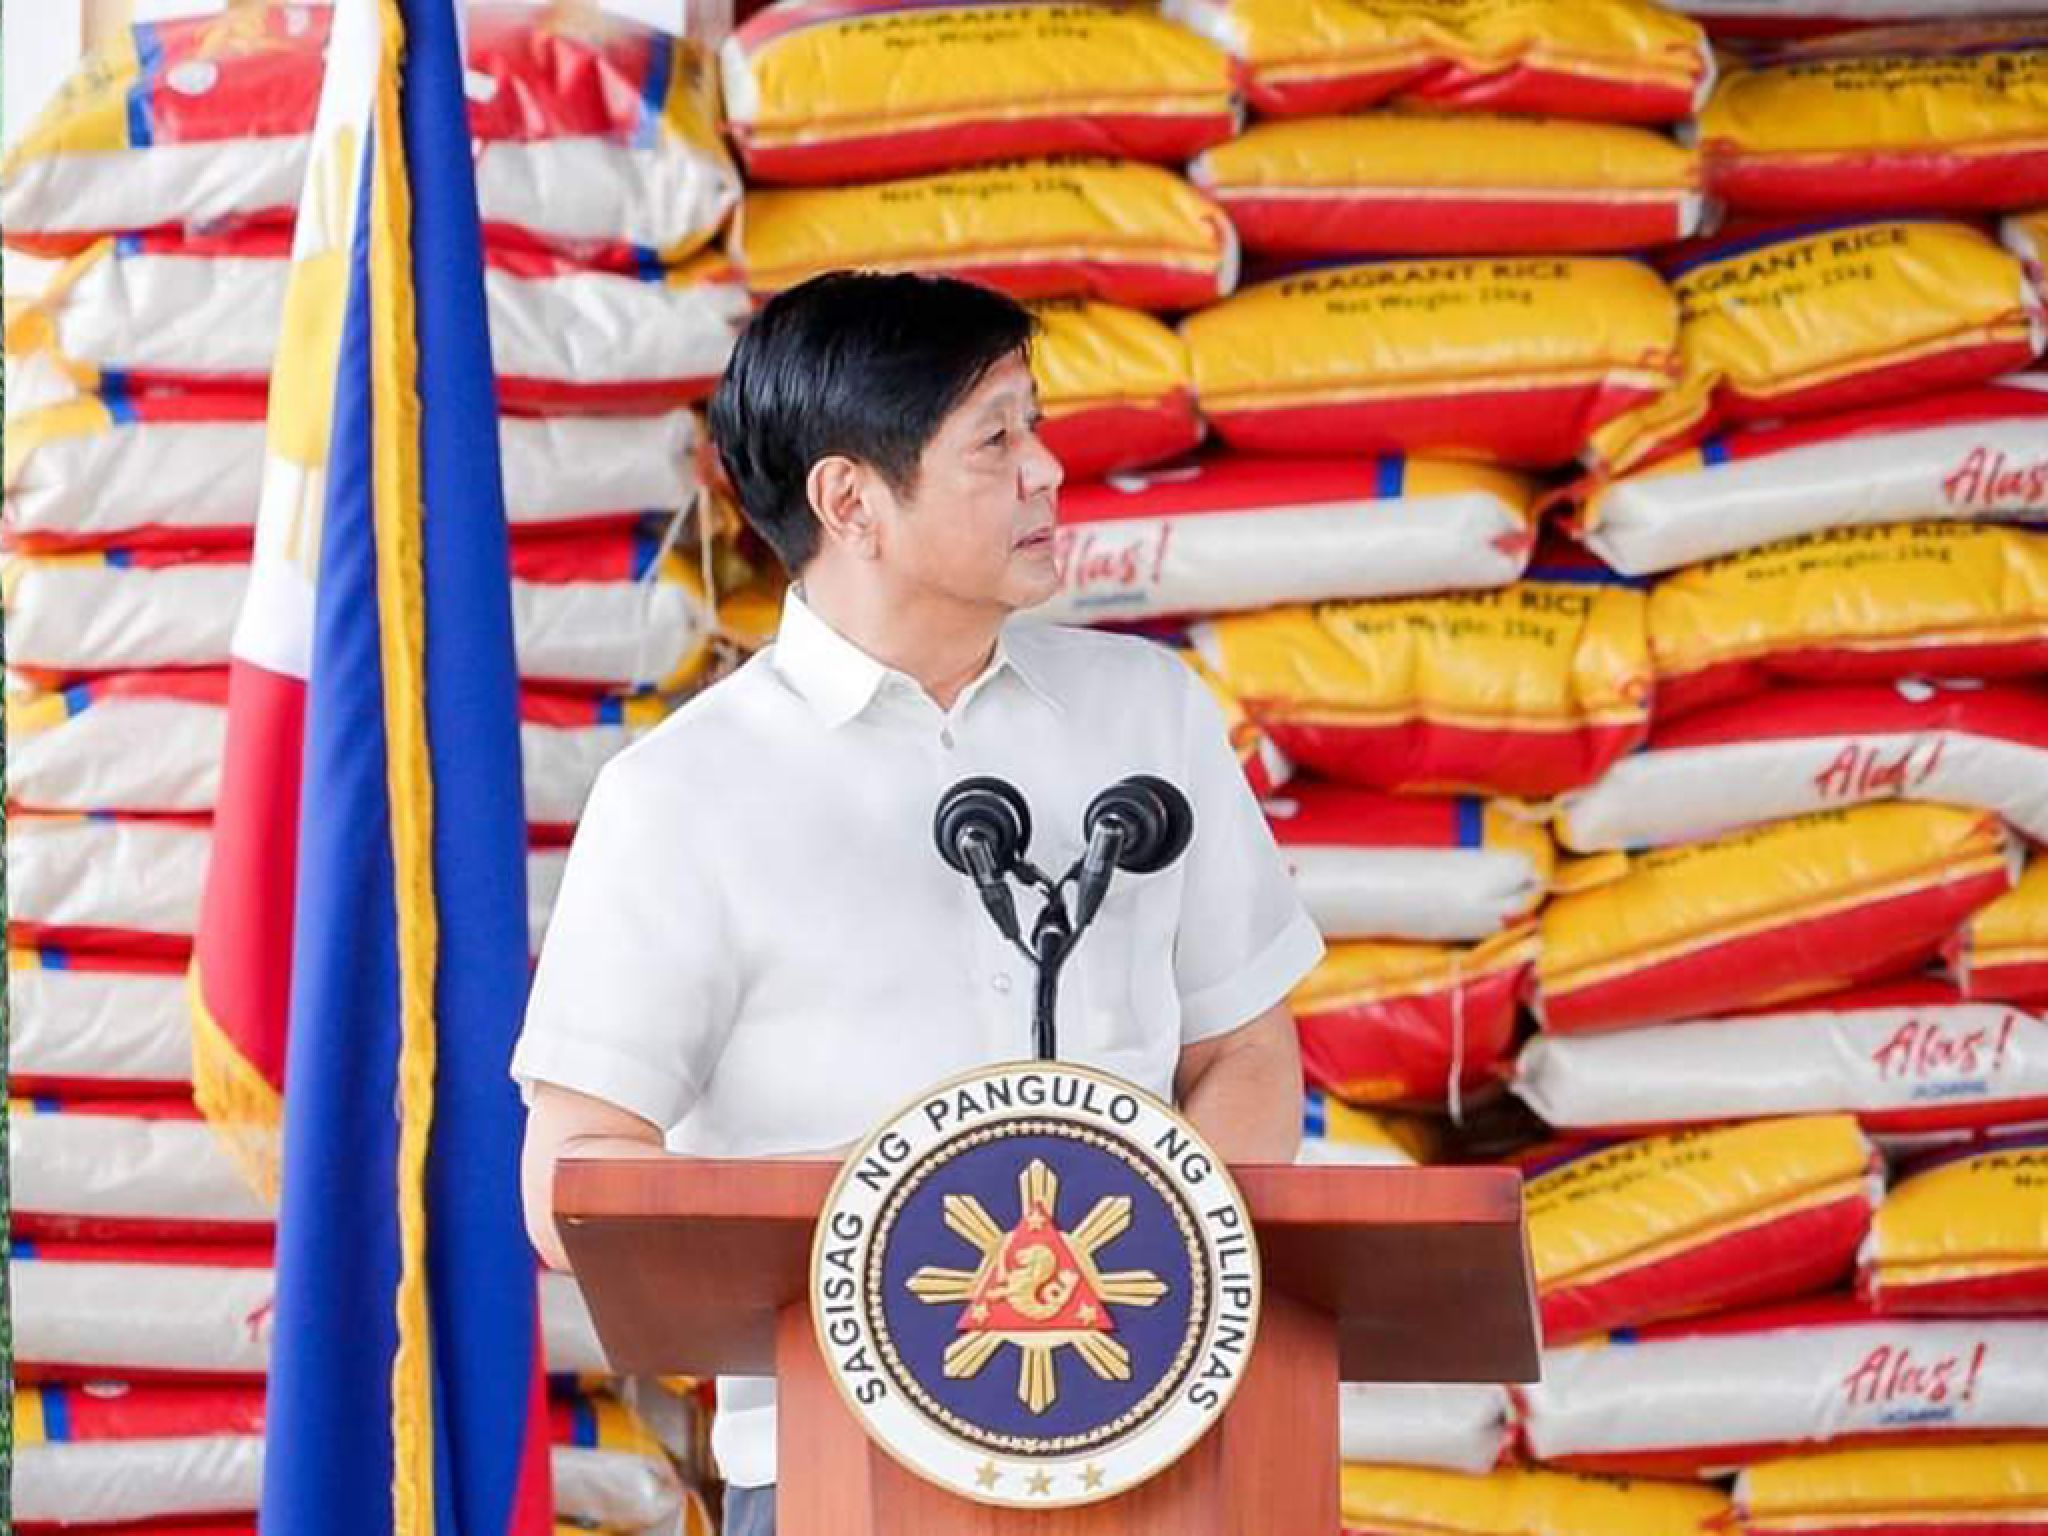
left=1170, top=665, right=1325, bottom=1043
left=510, top=751, right=741, bottom=1130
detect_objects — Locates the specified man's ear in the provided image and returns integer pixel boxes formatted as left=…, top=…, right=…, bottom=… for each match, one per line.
left=806, top=455, right=880, bottom=561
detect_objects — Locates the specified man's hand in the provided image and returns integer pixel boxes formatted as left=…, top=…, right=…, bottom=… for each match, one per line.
left=520, top=1082, right=666, bottom=1271
left=1173, top=1000, right=1304, bottom=1164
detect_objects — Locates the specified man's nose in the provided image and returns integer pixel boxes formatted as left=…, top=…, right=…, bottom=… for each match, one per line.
left=1019, top=425, right=1065, bottom=498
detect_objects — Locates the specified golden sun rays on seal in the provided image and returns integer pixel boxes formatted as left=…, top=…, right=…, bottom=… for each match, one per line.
left=904, top=1158, right=1168, bottom=1414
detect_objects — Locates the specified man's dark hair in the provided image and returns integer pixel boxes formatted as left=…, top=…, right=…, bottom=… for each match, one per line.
left=707, top=271, right=1036, bottom=574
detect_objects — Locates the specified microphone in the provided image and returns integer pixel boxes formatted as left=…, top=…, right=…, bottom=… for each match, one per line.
left=934, top=776, right=1034, bottom=945
left=1074, top=775, right=1194, bottom=930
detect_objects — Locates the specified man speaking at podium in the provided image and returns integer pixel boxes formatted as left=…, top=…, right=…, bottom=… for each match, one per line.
left=512, top=272, right=1324, bottom=1532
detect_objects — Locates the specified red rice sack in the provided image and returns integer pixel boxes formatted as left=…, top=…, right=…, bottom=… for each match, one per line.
left=1163, top=0, right=1713, bottom=122
left=1736, top=1441, right=2048, bottom=1536
left=9, top=1241, right=606, bottom=1381
left=10, top=1097, right=271, bottom=1243
left=1029, top=298, right=1203, bottom=480
left=3, top=388, right=705, bottom=550
left=2010, top=208, right=2048, bottom=294
left=1182, top=650, right=1293, bottom=799
left=1035, top=455, right=1535, bottom=626
left=1947, top=857, right=2048, bottom=1005
left=1700, top=22, right=2048, bottom=217
left=1342, top=1465, right=1728, bottom=1534
left=1184, top=257, right=1679, bottom=468
left=1556, top=681, right=2048, bottom=854
left=721, top=0, right=1236, bottom=184
left=1521, top=1301, right=2048, bottom=1476
left=14, top=1382, right=266, bottom=1529
left=4, top=536, right=713, bottom=691
left=736, top=157, right=1239, bottom=312
left=1587, top=219, right=2045, bottom=476
left=1649, top=523, right=2048, bottom=721
left=1191, top=569, right=1652, bottom=798
left=0, top=6, right=739, bottom=264
left=1520, top=1115, right=1880, bottom=1345
left=1514, top=979, right=2048, bottom=1138
left=1339, top=1384, right=1513, bottom=1475
left=1861, top=1135, right=2048, bottom=1316
left=1291, top=925, right=1535, bottom=1112
left=1568, top=377, right=2048, bottom=577
left=1268, top=785, right=1552, bottom=941
left=9, top=949, right=193, bottom=1098
left=1191, top=113, right=1707, bottom=257
left=9, top=814, right=212, bottom=958
left=1534, top=803, right=2016, bottom=1036
left=8, top=671, right=228, bottom=814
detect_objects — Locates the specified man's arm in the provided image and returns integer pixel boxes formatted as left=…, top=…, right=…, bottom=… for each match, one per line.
left=520, top=1081, right=667, bottom=1271
left=1173, top=1000, right=1304, bottom=1164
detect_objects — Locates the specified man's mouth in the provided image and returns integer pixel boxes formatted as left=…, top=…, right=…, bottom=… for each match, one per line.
left=1015, top=525, right=1056, bottom=551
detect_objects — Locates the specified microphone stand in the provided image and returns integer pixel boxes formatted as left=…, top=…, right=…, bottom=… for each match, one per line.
left=1030, top=899, right=1074, bottom=1063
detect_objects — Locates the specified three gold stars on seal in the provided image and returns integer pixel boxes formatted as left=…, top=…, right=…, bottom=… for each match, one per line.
left=974, top=1460, right=1107, bottom=1495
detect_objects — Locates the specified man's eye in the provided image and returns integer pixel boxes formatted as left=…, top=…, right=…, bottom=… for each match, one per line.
left=984, top=429, right=1009, bottom=449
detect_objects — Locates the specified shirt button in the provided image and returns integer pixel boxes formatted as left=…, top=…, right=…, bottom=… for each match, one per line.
left=991, top=971, right=1012, bottom=994
left=939, top=728, right=956, bottom=750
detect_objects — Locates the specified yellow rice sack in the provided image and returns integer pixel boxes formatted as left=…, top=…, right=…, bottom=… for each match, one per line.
left=1190, top=112, right=1707, bottom=256
left=2008, top=207, right=2048, bottom=298
left=1521, top=1115, right=1881, bottom=1343
left=1292, top=925, right=1536, bottom=1112
left=1026, top=298, right=1201, bottom=479
left=1861, top=1139, right=2048, bottom=1316
left=1702, top=22, right=2048, bottom=216
left=1190, top=571, right=1652, bottom=797
left=1181, top=648, right=1291, bottom=799
left=1946, top=856, right=2048, bottom=1005
left=1587, top=219, right=2045, bottom=476
left=1182, top=256, right=1678, bottom=467
left=734, top=156, right=1237, bottom=312
left=720, top=0, right=1237, bottom=183
left=1533, top=803, right=2017, bottom=1035
left=1648, top=522, right=2048, bottom=720
left=1736, top=1441, right=2048, bottom=1536
left=1339, top=1463, right=1730, bottom=1535
left=1166, top=0, right=1712, bottom=124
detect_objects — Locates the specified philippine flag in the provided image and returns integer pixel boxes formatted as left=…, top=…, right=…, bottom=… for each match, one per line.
left=189, top=0, right=553, bottom=1528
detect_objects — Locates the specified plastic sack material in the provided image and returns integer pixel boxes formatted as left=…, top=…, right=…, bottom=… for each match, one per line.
left=1028, top=298, right=1203, bottom=480
left=1555, top=681, right=2048, bottom=854
left=1947, top=857, right=2048, bottom=1006
left=1339, top=1463, right=1730, bottom=1536
left=1567, top=377, right=2048, bottom=576
left=1033, top=455, right=1534, bottom=626
left=9, top=1241, right=606, bottom=1381
left=1860, top=1135, right=2048, bottom=1315
left=1299, top=1089, right=1435, bottom=1167
left=1648, top=523, right=2048, bottom=721
left=1533, top=803, right=2015, bottom=1036
left=3, top=388, right=705, bottom=550
left=1521, top=1301, right=2048, bottom=1476
left=1191, top=113, right=1706, bottom=257
left=1268, top=785, right=1552, bottom=942
left=1338, top=1384, right=1513, bottom=1475
left=721, top=0, right=1236, bottom=184
left=1587, top=219, right=2045, bottom=476
left=9, top=949, right=193, bottom=1098
left=1163, top=0, right=1713, bottom=123
left=9, top=1097, right=272, bottom=1243
left=1700, top=22, right=2048, bottom=216
left=4, top=534, right=713, bottom=692
left=0, top=5, right=740, bottom=264
left=1520, top=1115, right=1881, bottom=1344
left=1183, top=256, right=1678, bottom=468
left=1515, top=981, right=2048, bottom=1139
left=735, top=157, right=1239, bottom=312
left=1181, top=649, right=1292, bottom=799
left=1737, top=1440, right=2048, bottom=1536
left=2011, top=208, right=2048, bottom=293
left=1191, top=571, right=1652, bottom=799
left=1291, top=925, right=1535, bottom=1111
left=8, top=814, right=212, bottom=957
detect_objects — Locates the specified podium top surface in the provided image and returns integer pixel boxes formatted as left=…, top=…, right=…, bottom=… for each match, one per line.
left=557, top=1157, right=1540, bottom=1384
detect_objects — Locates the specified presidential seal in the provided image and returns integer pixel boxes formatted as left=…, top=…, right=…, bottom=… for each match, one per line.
left=810, top=1061, right=1261, bottom=1508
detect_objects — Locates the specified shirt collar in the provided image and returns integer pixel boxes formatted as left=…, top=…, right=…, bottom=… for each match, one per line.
left=770, top=587, right=1062, bottom=728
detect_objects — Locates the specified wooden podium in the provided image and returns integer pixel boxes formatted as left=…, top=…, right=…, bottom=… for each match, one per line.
left=557, top=1157, right=1538, bottom=1536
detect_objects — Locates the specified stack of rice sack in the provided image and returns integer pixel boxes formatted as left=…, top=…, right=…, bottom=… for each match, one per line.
left=1457, top=18, right=2048, bottom=1531
left=2, top=5, right=750, bottom=1529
